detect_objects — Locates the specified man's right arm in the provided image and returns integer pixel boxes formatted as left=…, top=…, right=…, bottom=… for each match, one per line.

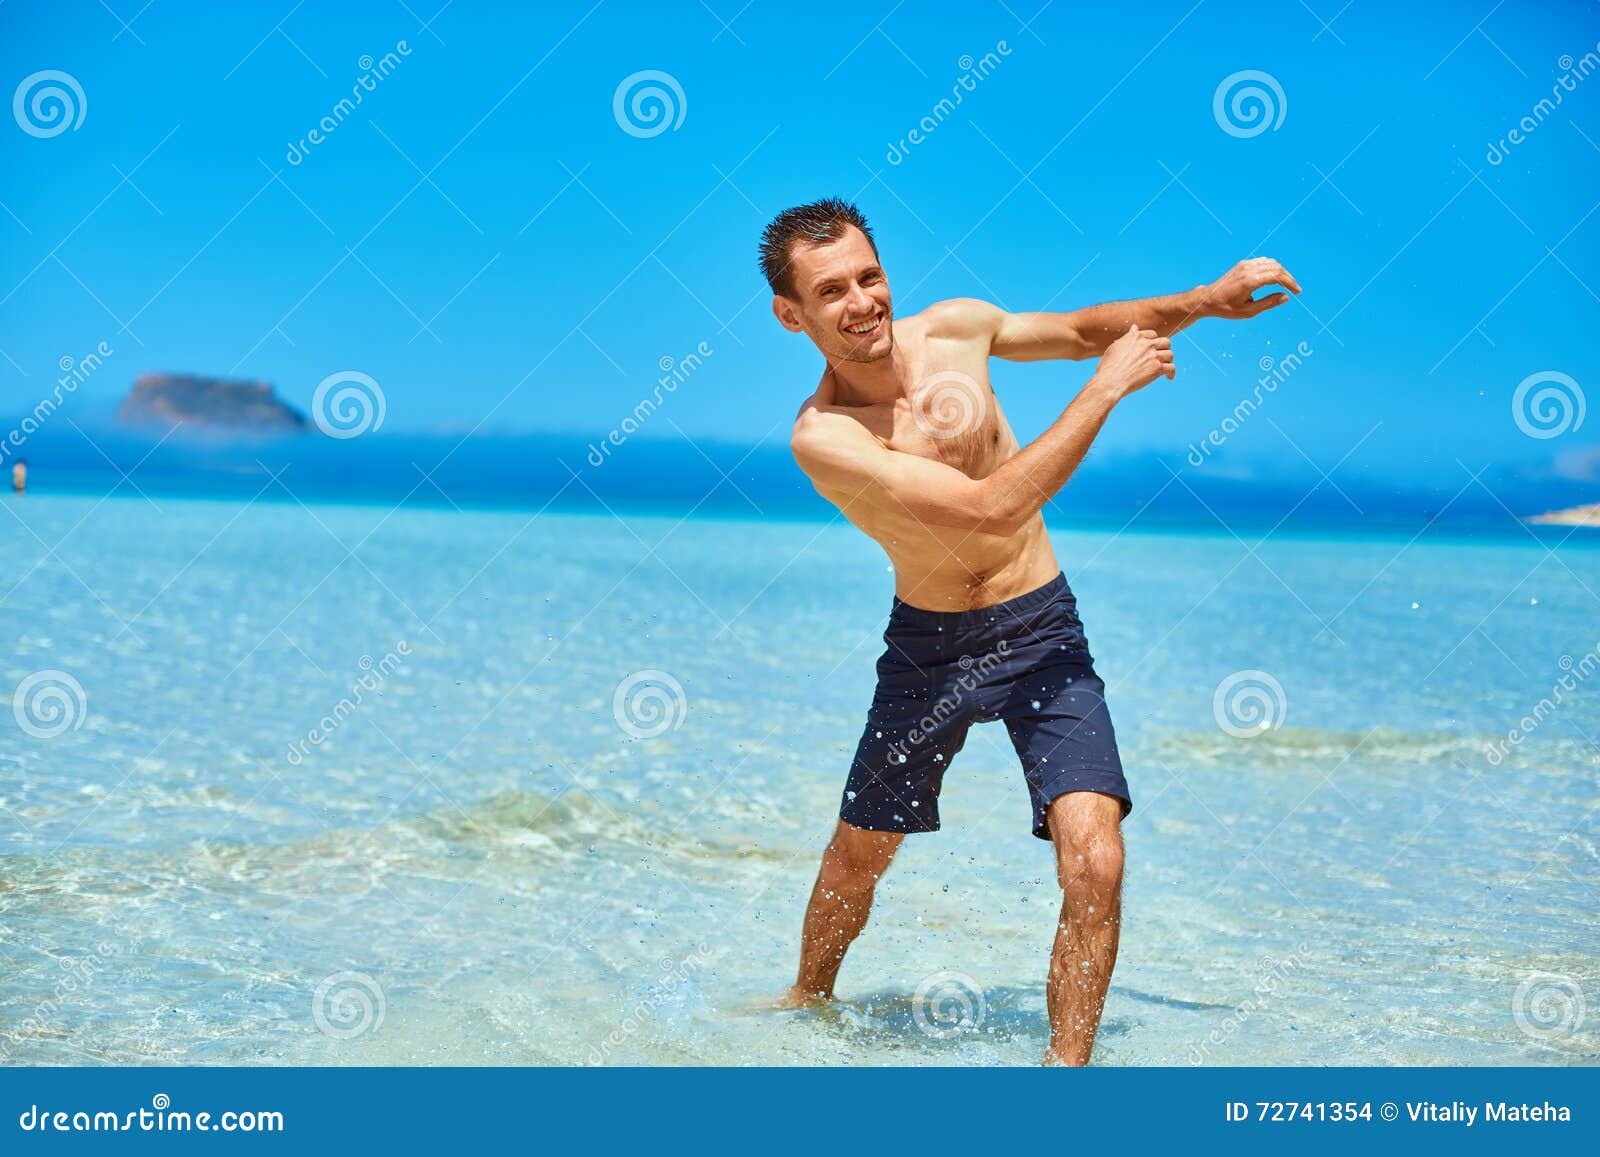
left=793, top=325, right=1173, bottom=536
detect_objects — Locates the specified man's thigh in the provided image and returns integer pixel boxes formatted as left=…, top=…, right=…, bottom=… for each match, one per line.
left=1002, top=664, right=1131, bottom=840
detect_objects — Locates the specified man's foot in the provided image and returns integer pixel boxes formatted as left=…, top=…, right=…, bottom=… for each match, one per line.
left=772, top=985, right=831, bottom=1010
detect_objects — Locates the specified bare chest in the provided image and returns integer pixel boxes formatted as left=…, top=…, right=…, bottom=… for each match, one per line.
left=872, top=363, right=1018, bottom=479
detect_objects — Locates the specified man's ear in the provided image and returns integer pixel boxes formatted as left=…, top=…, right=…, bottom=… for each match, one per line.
left=771, top=295, right=805, bottom=334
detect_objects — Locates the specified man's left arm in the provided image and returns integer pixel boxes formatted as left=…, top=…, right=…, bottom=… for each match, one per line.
left=991, top=257, right=1303, bottom=362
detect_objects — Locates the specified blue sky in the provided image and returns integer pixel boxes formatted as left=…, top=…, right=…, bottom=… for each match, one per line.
left=2, top=0, right=1598, bottom=493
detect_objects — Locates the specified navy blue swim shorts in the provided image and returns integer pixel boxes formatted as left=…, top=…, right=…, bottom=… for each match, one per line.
left=840, top=572, right=1130, bottom=841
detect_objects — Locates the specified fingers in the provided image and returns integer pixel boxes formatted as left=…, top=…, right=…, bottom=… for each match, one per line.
left=1244, top=256, right=1302, bottom=294
left=1245, top=291, right=1290, bottom=316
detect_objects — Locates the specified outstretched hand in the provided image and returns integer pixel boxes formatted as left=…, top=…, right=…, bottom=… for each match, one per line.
left=1203, top=257, right=1302, bottom=319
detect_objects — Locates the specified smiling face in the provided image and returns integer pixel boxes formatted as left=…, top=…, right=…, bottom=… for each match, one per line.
left=771, top=225, right=894, bottom=364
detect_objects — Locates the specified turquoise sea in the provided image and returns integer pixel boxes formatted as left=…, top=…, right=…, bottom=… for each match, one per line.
left=2, top=490, right=1597, bottom=1065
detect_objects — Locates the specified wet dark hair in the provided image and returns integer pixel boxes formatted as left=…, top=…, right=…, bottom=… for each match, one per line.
left=758, top=197, right=877, bottom=298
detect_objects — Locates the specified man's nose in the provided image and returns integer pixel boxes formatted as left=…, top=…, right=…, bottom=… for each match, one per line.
left=845, top=285, right=873, bottom=313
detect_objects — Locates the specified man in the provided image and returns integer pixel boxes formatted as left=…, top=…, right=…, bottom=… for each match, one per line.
left=764, top=198, right=1299, bottom=1065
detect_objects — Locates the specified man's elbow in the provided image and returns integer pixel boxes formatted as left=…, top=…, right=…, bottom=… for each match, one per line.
left=954, top=484, right=1031, bottom=536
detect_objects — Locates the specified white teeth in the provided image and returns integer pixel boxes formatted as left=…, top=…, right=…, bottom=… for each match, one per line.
left=846, top=318, right=880, bottom=335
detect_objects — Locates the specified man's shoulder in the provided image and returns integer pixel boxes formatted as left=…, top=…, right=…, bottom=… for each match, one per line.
left=915, top=297, right=1006, bottom=341
left=790, top=393, right=851, bottom=450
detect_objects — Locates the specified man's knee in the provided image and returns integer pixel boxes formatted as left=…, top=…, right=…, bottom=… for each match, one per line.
left=1047, top=792, right=1124, bottom=898
left=820, top=821, right=902, bottom=891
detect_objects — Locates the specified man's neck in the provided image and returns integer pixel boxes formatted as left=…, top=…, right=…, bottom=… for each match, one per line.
left=828, top=342, right=907, bottom=408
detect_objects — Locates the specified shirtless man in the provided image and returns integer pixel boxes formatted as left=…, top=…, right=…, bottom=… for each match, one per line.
left=764, top=198, right=1300, bottom=1065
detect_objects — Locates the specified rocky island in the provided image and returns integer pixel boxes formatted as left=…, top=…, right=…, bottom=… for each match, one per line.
left=1528, top=503, right=1600, bottom=528
left=117, top=373, right=309, bottom=434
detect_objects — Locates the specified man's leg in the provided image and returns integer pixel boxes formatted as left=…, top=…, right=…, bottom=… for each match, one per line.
left=777, top=819, right=904, bottom=1007
left=1042, top=790, right=1124, bottom=1065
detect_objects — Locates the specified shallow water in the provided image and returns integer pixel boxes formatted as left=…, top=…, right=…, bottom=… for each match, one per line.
left=2, top=494, right=1597, bottom=1065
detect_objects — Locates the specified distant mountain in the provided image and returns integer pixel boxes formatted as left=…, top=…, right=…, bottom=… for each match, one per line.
left=117, top=373, right=309, bottom=434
